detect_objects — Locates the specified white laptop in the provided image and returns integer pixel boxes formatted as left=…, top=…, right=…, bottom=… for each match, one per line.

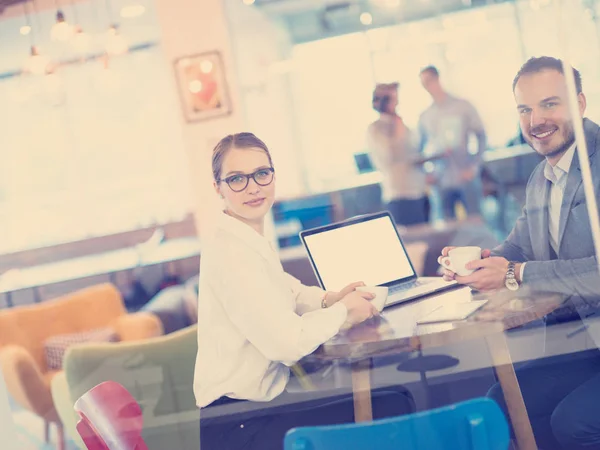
left=299, top=211, right=457, bottom=308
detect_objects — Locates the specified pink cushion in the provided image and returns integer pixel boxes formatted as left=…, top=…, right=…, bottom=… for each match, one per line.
left=44, top=328, right=119, bottom=370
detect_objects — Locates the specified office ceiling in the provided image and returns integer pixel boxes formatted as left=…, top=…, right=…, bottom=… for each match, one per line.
left=253, top=0, right=514, bottom=43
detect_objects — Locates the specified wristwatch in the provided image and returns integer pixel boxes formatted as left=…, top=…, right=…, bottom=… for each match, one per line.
left=505, top=262, right=520, bottom=291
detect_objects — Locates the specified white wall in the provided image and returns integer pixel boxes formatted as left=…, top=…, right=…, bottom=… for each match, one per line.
left=153, top=0, right=243, bottom=238
left=153, top=0, right=276, bottom=244
left=225, top=0, right=307, bottom=197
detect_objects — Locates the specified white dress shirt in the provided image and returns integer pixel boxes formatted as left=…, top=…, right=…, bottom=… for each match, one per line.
left=194, top=212, right=348, bottom=407
left=544, top=143, right=576, bottom=254
left=520, top=143, right=576, bottom=281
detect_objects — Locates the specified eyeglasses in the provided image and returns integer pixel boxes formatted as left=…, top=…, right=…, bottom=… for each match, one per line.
left=218, top=167, right=275, bottom=192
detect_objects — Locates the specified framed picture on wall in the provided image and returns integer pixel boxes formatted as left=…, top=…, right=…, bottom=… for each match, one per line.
left=173, top=51, right=232, bottom=122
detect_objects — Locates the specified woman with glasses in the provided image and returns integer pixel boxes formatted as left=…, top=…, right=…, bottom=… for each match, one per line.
left=195, top=132, right=415, bottom=450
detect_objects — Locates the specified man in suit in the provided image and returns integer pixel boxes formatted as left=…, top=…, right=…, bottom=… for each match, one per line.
left=440, top=56, right=600, bottom=449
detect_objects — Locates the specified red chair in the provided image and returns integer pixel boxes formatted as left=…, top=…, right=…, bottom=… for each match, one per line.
left=74, top=381, right=148, bottom=450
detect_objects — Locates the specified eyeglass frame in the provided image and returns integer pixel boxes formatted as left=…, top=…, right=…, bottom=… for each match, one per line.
left=217, top=167, right=275, bottom=192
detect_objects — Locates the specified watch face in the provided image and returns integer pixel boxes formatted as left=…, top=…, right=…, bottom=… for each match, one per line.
left=506, top=279, right=519, bottom=291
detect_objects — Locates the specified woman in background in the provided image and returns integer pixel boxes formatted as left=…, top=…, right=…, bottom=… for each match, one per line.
left=195, top=132, right=414, bottom=450
left=367, top=82, right=433, bottom=226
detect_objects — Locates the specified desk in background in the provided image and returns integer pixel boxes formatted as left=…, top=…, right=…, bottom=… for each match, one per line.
left=274, top=144, right=541, bottom=246
left=0, top=238, right=200, bottom=309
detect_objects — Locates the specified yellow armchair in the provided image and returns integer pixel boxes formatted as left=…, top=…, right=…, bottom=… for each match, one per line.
left=0, top=283, right=163, bottom=449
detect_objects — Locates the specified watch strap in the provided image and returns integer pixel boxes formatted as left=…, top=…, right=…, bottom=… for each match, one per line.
left=506, top=262, right=518, bottom=284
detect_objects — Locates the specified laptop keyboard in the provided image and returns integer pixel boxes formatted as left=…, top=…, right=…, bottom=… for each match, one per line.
left=389, top=279, right=427, bottom=293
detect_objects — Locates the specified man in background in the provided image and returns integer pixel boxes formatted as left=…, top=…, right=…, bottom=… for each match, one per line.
left=418, top=66, right=487, bottom=220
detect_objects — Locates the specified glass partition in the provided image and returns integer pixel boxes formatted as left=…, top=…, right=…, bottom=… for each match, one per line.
left=3, top=0, right=600, bottom=450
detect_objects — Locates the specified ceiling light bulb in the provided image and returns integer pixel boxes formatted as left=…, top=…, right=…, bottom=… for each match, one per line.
left=20, top=25, right=31, bottom=36
left=242, top=0, right=255, bottom=5
left=360, top=12, right=373, bottom=25
left=51, top=10, right=73, bottom=41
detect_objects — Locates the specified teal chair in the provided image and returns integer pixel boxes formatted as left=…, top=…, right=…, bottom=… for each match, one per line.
left=284, top=398, right=509, bottom=450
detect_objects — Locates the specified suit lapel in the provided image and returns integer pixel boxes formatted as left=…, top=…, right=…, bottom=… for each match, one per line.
left=557, top=118, right=599, bottom=253
left=532, top=179, right=551, bottom=261
left=558, top=164, right=583, bottom=252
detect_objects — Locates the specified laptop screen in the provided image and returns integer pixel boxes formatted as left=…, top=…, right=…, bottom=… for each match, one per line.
left=301, top=214, right=415, bottom=292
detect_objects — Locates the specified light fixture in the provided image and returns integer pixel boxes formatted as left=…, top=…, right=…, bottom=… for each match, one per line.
left=120, top=4, right=145, bottom=18
left=103, top=0, right=128, bottom=55
left=23, top=2, right=50, bottom=75
left=25, top=46, right=50, bottom=75
left=105, top=24, right=128, bottom=55
left=20, top=2, right=33, bottom=37
left=360, top=12, right=373, bottom=25
left=50, top=9, right=73, bottom=41
left=242, top=0, right=255, bottom=5
left=69, top=1, right=91, bottom=53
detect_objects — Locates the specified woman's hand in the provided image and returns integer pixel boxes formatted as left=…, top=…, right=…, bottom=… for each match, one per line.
left=325, top=281, right=367, bottom=306
left=340, top=291, right=379, bottom=326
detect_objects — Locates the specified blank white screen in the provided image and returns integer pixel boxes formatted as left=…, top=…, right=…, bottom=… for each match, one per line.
left=303, top=216, right=415, bottom=292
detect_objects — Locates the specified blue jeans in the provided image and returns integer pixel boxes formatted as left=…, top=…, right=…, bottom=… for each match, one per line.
left=441, top=177, right=482, bottom=220
left=488, top=348, right=600, bottom=449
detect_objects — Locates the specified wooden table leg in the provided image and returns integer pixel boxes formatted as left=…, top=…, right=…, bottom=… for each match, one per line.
left=485, top=332, right=537, bottom=450
left=351, top=359, right=373, bottom=422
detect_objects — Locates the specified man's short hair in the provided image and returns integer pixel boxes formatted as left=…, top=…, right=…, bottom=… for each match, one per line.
left=512, top=56, right=582, bottom=94
left=420, top=65, right=439, bottom=78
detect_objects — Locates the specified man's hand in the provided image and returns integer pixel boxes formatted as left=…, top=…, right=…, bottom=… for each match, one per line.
left=455, top=257, right=510, bottom=292
left=437, top=247, right=492, bottom=282
left=326, top=282, right=367, bottom=306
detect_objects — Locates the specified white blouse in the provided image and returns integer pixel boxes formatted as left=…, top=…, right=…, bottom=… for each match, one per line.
left=193, top=212, right=348, bottom=407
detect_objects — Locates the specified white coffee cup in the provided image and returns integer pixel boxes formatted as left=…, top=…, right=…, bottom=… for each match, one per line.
left=356, top=286, right=389, bottom=312
left=440, top=246, right=482, bottom=276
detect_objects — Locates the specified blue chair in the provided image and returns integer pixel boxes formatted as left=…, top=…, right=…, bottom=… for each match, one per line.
left=284, top=398, right=509, bottom=450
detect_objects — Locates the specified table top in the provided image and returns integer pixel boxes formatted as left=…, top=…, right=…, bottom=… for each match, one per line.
left=314, top=285, right=563, bottom=361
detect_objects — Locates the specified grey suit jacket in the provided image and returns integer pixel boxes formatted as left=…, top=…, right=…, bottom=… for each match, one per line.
left=492, top=118, right=600, bottom=297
